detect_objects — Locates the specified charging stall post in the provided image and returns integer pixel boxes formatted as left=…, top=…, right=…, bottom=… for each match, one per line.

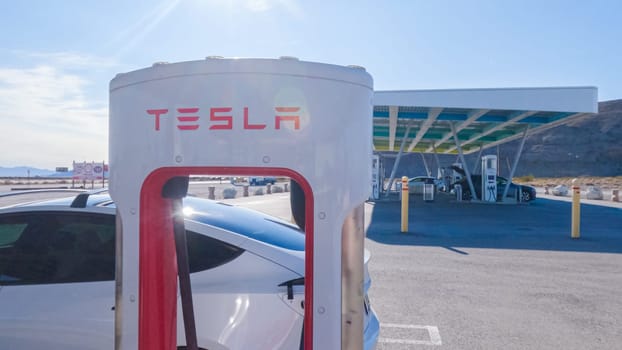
left=481, top=155, right=497, bottom=202
left=108, top=58, right=373, bottom=350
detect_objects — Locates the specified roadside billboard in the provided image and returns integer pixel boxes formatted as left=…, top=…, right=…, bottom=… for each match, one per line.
left=73, top=161, right=105, bottom=180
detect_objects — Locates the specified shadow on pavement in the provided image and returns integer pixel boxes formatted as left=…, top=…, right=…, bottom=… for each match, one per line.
left=366, top=193, right=622, bottom=254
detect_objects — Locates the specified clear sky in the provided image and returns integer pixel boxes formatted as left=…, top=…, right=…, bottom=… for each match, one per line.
left=1, top=0, right=620, bottom=169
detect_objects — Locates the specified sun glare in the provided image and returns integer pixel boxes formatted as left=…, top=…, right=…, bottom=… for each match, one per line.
left=111, top=0, right=182, bottom=58
left=189, top=0, right=301, bottom=15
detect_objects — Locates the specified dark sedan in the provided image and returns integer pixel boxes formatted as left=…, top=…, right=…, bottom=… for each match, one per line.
left=451, top=167, right=536, bottom=202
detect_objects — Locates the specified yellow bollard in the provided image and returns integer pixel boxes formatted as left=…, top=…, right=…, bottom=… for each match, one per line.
left=571, top=185, right=580, bottom=239
left=401, top=176, right=409, bottom=233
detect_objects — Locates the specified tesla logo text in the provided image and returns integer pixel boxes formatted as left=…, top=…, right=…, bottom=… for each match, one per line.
left=146, top=107, right=301, bottom=131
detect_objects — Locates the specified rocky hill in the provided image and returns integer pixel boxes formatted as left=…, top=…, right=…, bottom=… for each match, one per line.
left=497, top=99, right=622, bottom=177
left=381, top=99, right=622, bottom=178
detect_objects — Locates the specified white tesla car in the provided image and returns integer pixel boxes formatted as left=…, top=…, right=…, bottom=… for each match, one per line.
left=0, top=192, right=379, bottom=350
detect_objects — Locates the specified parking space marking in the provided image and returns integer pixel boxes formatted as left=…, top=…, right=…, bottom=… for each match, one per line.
left=379, top=323, right=442, bottom=346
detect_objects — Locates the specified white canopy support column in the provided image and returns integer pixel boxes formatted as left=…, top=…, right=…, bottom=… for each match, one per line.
left=502, top=125, right=531, bottom=201
left=408, top=108, right=442, bottom=152
left=431, top=143, right=442, bottom=178
left=445, top=110, right=537, bottom=153
left=388, top=106, right=398, bottom=151
left=450, top=122, right=478, bottom=201
left=420, top=153, right=431, bottom=177
left=385, top=122, right=413, bottom=197
left=425, top=109, right=489, bottom=153
left=472, top=144, right=484, bottom=174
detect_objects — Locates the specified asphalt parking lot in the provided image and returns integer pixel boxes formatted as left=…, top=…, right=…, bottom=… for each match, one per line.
left=366, top=194, right=622, bottom=350
left=2, top=184, right=621, bottom=349
left=225, top=190, right=622, bottom=350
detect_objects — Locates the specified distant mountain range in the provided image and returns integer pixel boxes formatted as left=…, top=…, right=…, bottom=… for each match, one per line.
left=0, top=166, right=57, bottom=177
left=0, top=167, right=111, bottom=178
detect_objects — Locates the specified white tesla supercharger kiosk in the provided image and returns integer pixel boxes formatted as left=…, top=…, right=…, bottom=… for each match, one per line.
left=109, top=58, right=373, bottom=350
left=481, top=155, right=498, bottom=202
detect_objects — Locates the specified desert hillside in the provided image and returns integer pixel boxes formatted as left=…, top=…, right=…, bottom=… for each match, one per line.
left=497, top=99, right=622, bottom=177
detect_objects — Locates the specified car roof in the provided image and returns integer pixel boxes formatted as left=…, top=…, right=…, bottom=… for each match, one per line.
left=182, top=196, right=304, bottom=251
left=11, top=193, right=305, bottom=251
left=409, top=176, right=433, bottom=180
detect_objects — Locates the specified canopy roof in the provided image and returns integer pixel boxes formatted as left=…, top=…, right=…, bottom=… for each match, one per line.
left=372, top=87, right=598, bottom=154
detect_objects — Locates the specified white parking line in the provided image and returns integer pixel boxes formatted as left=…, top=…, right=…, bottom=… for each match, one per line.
left=379, top=323, right=442, bottom=346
